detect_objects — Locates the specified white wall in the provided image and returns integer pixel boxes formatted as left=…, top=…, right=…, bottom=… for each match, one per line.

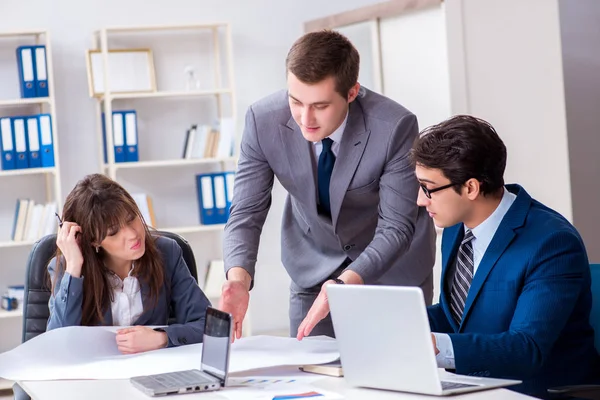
left=445, top=0, right=572, bottom=221
left=0, top=0, right=386, bottom=344
left=380, top=4, right=452, bottom=131
left=378, top=4, right=451, bottom=303
left=336, top=21, right=380, bottom=92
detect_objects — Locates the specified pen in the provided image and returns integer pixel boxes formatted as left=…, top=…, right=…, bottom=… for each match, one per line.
left=55, top=212, right=63, bottom=228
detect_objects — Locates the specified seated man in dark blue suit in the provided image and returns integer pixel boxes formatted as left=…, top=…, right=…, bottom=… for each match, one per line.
left=410, top=115, right=599, bottom=399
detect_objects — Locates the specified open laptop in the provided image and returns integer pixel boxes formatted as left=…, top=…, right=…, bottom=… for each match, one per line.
left=327, top=285, right=521, bottom=396
left=130, top=306, right=232, bottom=396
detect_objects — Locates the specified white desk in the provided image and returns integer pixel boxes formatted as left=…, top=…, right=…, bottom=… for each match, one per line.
left=19, top=367, right=536, bottom=400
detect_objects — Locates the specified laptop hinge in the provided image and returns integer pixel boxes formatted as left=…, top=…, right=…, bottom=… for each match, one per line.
left=203, top=370, right=225, bottom=385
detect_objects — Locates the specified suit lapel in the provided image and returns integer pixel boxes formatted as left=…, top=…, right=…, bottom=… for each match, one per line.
left=459, top=225, right=516, bottom=330
left=280, top=118, right=317, bottom=208
left=330, top=102, right=370, bottom=228
left=459, top=185, right=531, bottom=329
left=102, top=306, right=113, bottom=326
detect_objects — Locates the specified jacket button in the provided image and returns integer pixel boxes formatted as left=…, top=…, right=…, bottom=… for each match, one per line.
left=343, top=245, right=352, bottom=251
left=179, top=337, right=188, bottom=344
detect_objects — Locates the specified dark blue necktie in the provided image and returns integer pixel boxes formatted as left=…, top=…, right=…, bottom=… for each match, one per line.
left=318, top=138, right=335, bottom=217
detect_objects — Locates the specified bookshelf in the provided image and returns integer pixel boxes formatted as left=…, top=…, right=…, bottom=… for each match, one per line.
left=90, top=23, right=237, bottom=297
left=162, top=224, right=226, bottom=235
left=108, top=88, right=232, bottom=101
left=0, top=308, right=23, bottom=319
left=0, top=166, right=56, bottom=177
left=102, top=156, right=237, bottom=171
left=0, top=240, right=37, bottom=249
left=0, top=97, right=51, bottom=107
left=0, top=30, right=63, bottom=355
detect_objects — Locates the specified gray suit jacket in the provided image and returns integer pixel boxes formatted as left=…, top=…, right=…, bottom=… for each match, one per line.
left=47, top=236, right=211, bottom=347
left=224, top=87, right=435, bottom=289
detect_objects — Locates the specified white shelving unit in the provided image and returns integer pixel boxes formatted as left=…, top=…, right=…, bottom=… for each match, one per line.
left=0, top=30, right=62, bottom=245
left=0, top=308, right=23, bottom=319
left=109, top=88, right=233, bottom=101
left=101, top=156, right=237, bottom=172
left=92, top=22, right=236, bottom=177
left=0, top=31, right=63, bottom=357
left=162, top=224, right=226, bottom=236
left=0, top=240, right=37, bottom=249
left=0, top=97, right=51, bottom=107
left=90, top=23, right=237, bottom=290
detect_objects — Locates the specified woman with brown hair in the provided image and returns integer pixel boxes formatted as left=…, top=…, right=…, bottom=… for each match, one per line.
left=47, top=173, right=211, bottom=354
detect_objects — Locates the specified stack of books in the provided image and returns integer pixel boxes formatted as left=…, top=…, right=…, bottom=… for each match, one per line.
left=11, top=199, right=58, bottom=242
left=182, top=118, right=235, bottom=160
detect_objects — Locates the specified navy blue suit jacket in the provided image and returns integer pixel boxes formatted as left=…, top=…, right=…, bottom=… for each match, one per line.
left=428, top=185, right=599, bottom=398
left=47, top=236, right=211, bottom=347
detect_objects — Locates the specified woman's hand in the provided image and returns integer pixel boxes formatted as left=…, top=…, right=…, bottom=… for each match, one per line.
left=115, top=326, right=168, bottom=354
left=56, top=222, right=83, bottom=278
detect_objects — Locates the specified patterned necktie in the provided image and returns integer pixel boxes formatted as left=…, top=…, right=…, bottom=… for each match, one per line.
left=450, top=229, right=475, bottom=323
left=317, top=138, right=335, bottom=217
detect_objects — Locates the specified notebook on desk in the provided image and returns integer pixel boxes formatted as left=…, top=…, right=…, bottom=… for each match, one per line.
left=327, top=285, right=521, bottom=396
left=299, top=360, right=343, bottom=377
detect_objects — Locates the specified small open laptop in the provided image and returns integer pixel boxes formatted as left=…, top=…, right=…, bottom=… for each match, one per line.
left=130, top=307, right=232, bottom=396
left=327, top=285, right=521, bottom=396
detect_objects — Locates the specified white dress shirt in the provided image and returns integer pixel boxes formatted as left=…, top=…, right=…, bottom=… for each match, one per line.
left=108, top=263, right=144, bottom=326
left=434, top=187, right=517, bottom=369
left=312, top=112, right=349, bottom=163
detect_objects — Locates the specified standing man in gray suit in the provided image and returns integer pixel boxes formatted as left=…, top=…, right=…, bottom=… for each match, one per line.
left=220, top=30, right=435, bottom=340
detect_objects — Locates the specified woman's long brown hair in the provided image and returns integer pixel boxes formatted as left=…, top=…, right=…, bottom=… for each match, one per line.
left=50, top=174, right=164, bottom=326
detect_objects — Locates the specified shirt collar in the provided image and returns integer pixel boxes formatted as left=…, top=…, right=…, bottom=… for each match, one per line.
left=467, top=187, right=517, bottom=247
left=107, top=262, right=135, bottom=285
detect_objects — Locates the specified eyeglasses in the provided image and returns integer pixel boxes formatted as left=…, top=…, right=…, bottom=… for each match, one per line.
left=419, top=182, right=456, bottom=199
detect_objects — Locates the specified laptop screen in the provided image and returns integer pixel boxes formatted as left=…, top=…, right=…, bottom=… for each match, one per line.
left=200, top=307, right=232, bottom=382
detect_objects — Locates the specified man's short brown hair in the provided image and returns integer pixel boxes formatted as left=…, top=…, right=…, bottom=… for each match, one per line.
left=410, top=115, right=507, bottom=197
left=286, top=30, right=360, bottom=98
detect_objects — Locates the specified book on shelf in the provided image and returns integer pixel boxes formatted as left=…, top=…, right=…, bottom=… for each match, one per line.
left=131, top=193, right=156, bottom=228
left=11, top=199, right=58, bottom=242
left=0, top=114, right=55, bottom=171
left=4, top=285, right=25, bottom=310
left=182, top=118, right=235, bottom=160
left=16, top=45, right=49, bottom=99
left=195, top=172, right=235, bottom=225
left=102, top=110, right=138, bottom=164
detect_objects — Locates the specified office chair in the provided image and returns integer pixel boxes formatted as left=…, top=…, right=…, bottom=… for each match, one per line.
left=21, top=230, right=198, bottom=342
left=547, top=263, right=600, bottom=400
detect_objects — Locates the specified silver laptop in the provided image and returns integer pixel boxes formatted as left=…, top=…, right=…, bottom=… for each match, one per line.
left=130, top=307, right=232, bottom=396
left=327, top=285, right=521, bottom=396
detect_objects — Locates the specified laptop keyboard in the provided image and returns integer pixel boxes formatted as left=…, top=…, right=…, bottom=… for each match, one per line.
left=441, top=381, right=478, bottom=391
left=145, top=370, right=215, bottom=389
